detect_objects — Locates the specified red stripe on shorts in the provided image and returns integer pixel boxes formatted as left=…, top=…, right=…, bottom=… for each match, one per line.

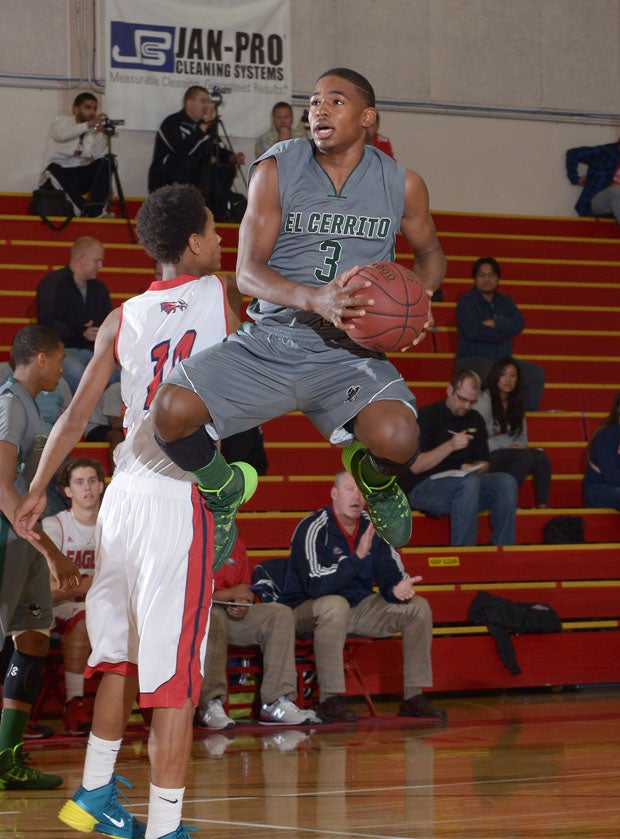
left=143, top=486, right=214, bottom=708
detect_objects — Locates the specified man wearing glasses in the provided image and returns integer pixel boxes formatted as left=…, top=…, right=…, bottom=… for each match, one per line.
left=398, top=370, right=518, bottom=546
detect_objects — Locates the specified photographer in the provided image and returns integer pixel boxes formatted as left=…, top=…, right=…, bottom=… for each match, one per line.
left=41, top=92, right=116, bottom=219
left=148, top=85, right=246, bottom=220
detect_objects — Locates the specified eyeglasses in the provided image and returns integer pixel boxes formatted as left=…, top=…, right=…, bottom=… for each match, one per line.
left=453, top=390, right=477, bottom=406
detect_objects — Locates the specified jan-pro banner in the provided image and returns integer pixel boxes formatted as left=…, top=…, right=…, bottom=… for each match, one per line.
left=104, top=0, right=291, bottom=136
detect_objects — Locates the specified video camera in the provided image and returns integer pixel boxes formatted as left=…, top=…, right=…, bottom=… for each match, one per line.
left=101, top=117, right=125, bottom=136
left=211, top=86, right=223, bottom=107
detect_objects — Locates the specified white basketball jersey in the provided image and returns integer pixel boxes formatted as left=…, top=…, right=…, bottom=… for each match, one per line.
left=43, top=509, right=98, bottom=622
left=114, top=274, right=230, bottom=478
left=42, top=509, right=97, bottom=574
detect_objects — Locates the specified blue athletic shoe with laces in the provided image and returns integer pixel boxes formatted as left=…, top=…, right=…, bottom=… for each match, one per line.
left=158, top=825, right=197, bottom=839
left=58, top=774, right=146, bottom=838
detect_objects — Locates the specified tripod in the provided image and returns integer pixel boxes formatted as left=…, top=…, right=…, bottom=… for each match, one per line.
left=212, top=109, right=247, bottom=190
left=102, top=130, right=136, bottom=243
left=204, top=108, right=248, bottom=222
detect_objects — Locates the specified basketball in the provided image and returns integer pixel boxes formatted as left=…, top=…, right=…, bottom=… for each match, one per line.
left=343, top=261, right=429, bottom=352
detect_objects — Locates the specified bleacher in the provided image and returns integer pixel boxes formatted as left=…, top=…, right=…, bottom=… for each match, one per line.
left=1, top=193, right=619, bottom=701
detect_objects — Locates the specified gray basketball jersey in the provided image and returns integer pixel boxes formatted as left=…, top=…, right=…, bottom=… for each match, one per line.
left=247, top=139, right=406, bottom=346
left=0, top=378, right=47, bottom=545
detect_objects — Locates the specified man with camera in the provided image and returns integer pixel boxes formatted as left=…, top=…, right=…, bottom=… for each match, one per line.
left=41, top=92, right=117, bottom=219
left=148, top=85, right=246, bottom=221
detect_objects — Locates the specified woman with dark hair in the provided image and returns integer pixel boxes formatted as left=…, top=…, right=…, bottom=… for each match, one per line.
left=476, top=357, right=552, bottom=508
left=583, top=390, right=620, bottom=510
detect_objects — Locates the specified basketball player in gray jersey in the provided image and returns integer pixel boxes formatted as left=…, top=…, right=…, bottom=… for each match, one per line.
left=152, top=68, right=446, bottom=555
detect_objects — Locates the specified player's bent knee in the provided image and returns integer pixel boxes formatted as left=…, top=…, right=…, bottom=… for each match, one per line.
left=151, top=383, right=210, bottom=440
left=3, top=651, right=46, bottom=704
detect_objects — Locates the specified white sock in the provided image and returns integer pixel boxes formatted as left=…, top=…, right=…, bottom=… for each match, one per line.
left=82, top=733, right=122, bottom=791
left=146, top=783, right=185, bottom=839
left=64, top=671, right=85, bottom=702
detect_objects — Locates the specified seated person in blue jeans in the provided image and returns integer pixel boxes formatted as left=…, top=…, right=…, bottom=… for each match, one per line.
left=583, top=390, right=620, bottom=510
left=398, top=370, right=518, bottom=546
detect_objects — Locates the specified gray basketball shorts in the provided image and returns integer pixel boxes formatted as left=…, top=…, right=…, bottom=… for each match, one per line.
left=0, top=539, right=54, bottom=645
left=165, top=322, right=417, bottom=445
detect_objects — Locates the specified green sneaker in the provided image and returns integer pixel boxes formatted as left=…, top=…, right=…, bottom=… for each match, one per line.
left=0, top=743, right=63, bottom=790
left=199, top=461, right=258, bottom=570
left=342, top=441, right=412, bottom=547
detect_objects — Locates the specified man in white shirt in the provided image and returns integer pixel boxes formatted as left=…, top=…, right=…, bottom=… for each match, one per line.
left=41, top=93, right=113, bottom=218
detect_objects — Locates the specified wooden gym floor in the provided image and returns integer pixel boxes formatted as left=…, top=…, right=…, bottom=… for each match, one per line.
left=3, top=686, right=620, bottom=837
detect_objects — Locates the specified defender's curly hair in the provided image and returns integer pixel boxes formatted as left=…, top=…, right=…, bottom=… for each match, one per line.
left=136, top=184, right=209, bottom=264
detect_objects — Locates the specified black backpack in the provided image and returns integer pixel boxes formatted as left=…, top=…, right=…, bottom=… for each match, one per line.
left=29, top=180, right=74, bottom=230
left=542, top=515, right=586, bottom=544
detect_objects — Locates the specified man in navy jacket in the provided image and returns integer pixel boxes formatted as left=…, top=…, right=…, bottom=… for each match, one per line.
left=455, top=256, right=545, bottom=410
left=281, top=471, right=446, bottom=724
left=565, top=138, right=620, bottom=221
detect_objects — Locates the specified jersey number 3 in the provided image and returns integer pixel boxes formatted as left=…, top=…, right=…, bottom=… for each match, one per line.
left=144, top=330, right=197, bottom=409
left=314, top=240, right=342, bottom=283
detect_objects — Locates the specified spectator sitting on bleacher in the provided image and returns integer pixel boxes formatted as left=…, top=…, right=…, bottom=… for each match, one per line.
left=41, top=458, right=105, bottom=736
left=197, top=536, right=318, bottom=730
left=398, top=369, right=518, bottom=546
left=565, top=136, right=620, bottom=223
left=280, top=470, right=446, bottom=724
left=583, top=390, right=620, bottom=511
left=37, top=237, right=117, bottom=394
left=41, top=92, right=112, bottom=219
left=455, top=257, right=545, bottom=411
left=254, top=101, right=306, bottom=158
left=476, top=358, right=551, bottom=508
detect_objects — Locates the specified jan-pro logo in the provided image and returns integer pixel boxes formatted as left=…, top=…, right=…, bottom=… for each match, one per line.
left=110, top=21, right=175, bottom=72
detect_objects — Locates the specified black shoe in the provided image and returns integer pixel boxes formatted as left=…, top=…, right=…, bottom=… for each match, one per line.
left=399, top=695, right=447, bottom=722
left=316, top=696, right=358, bottom=723
left=23, top=722, right=54, bottom=740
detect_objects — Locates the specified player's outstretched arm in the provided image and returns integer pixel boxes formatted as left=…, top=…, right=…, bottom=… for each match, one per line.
left=0, top=441, right=81, bottom=589
left=400, top=169, right=446, bottom=294
left=15, top=308, right=120, bottom=539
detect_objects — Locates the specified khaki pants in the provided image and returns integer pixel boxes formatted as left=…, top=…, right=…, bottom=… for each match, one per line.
left=293, top=593, right=433, bottom=701
left=200, top=602, right=298, bottom=708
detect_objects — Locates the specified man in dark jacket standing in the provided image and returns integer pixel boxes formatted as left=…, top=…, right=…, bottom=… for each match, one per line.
left=37, top=237, right=112, bottom=393
left=565, top=137, right=620, bottom=221
left=281, top=471, right=446, bottom=724
left=455, top=256, right=545, bottom=410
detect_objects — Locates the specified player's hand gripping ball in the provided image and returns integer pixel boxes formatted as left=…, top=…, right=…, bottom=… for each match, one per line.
left=343, top=261, right=430, bottom=352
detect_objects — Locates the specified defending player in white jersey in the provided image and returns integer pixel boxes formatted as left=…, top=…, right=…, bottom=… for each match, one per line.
left=42, top=457, right=105, bottom=736
left=15, top=184, right=255, bottom=839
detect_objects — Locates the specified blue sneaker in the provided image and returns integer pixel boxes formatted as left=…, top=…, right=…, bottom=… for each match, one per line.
left=58, top=775, right=146, bottom=838
left=158, top=825, right=197, bottom=839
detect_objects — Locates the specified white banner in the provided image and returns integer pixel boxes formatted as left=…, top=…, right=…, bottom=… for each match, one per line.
left=104, top=0, right=291, bottom=137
